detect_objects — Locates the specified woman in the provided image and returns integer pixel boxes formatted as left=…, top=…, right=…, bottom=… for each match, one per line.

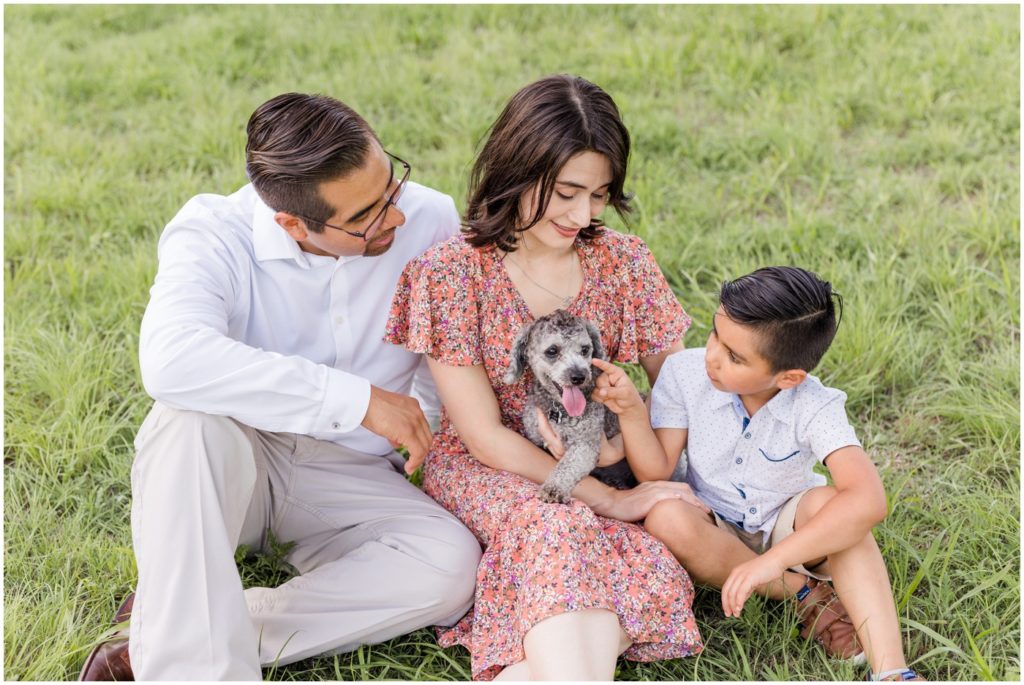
left=386, top=74, right=704, bottom=680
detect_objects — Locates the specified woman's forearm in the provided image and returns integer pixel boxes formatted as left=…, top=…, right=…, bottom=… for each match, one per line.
left=462, top=423, right=616, bottom=509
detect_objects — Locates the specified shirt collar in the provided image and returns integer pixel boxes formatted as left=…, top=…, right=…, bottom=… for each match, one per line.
left=252, top=196, right=313, bottom=268
left=729, top=393, right=749, bottom=421
left=764, top=386, right=796, bottom=425
left=251, top=195, right=365, bottom=269
left=725, top=387, right=795, bottom=426
left=707, top=385, right=736, bottom=411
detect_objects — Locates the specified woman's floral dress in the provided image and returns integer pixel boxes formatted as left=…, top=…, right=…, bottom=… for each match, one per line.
left=385, top=229, right=702, bottom=680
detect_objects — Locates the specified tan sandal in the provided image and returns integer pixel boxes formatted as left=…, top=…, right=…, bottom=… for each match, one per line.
left=795, top=578, right=864, bottom=662
left=869, top=667, right=926, bottom=681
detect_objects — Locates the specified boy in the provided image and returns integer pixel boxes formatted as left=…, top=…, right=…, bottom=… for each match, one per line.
left=590, top=266, right=923, bottom=681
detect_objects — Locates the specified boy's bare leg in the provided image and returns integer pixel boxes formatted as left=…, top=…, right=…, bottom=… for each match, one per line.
left=644, top=499, right=807, bottom=599
left=795, top=489, right=909, bottom=675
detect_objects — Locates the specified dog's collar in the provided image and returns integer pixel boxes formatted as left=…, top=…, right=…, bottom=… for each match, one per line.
left=547, top=406, right=582, bottom=426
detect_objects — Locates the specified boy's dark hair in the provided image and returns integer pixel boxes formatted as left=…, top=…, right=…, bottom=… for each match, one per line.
left=463, top=74, right=633, bottom=252
left=245, top=93, right=378, bottom=233
left=719, top=266, right=843, bottom=373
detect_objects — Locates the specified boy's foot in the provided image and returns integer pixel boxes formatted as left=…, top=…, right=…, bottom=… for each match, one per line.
left=795, top=578, right=864, bottom=661
left=869, top=667, right=926, bottom=681
left=79, top=593, right=135, bottom=681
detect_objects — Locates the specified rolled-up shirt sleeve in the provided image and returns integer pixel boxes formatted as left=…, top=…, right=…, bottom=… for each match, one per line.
left=139, top=222, right=371, bottom=435
left=650, top=352, right=690, bottom=430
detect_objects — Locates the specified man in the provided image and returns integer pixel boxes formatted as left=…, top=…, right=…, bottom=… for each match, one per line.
left=80, top=93, right=480, bottom=680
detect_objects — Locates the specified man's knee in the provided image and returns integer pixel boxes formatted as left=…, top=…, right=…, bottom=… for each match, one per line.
left=398, top=518, right=479, bottom=619
left=138, top=405, right=254, bottom=466
left=133, top=405, right=259, bottom=506
left=428, top=519, right=480, bottom=598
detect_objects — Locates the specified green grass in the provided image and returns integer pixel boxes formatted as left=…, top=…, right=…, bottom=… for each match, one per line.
left=4, top=4, right=1019, bottom=681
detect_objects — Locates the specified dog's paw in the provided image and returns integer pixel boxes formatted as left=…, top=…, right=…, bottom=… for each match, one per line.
left=538, top=483, right=570, bottom=504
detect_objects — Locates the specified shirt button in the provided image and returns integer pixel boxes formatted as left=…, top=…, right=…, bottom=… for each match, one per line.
left=735, top=457, right=743, bottom=464
left=334, top=316, right=344, bottom=325
left=744, top=432, right=752, bottom=439
left=749, top=507, right=757, bottom=514
left=331, top=422, right=341, bottom=430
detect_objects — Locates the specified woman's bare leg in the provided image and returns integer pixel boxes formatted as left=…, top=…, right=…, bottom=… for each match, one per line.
left=520, top=608, right=631, bottom=680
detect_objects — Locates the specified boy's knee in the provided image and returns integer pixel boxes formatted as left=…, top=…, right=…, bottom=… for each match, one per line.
left=644, top=498, right=706, bottom=544
left=798, top=486, right=838, bottom=520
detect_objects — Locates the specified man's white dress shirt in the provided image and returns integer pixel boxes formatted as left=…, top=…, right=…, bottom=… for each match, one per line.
left=139, top=180, right=460, bottom=455
left=650, top=348, right=861, bottom=542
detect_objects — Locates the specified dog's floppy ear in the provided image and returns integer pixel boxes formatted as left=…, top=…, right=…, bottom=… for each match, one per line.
left=583, top=318, right=606, bottom=361
left=505, top=322, right=534, bottom=384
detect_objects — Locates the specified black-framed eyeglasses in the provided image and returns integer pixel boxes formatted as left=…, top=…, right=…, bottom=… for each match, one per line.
left=297, top=151, right=411, bottom=241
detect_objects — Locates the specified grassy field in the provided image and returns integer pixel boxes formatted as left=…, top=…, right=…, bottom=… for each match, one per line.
left=4, top=4, right=1019, bottom=681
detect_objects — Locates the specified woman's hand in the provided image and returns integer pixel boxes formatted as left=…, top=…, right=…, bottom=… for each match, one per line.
left=591, top=358, right=646, bottom=420
left=534, top=408, right=625, bottom=467
left=590, top=480, right=711, bottom=522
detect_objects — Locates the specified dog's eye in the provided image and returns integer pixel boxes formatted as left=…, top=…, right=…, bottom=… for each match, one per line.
left=581, top=345, right=591, bottom=356
left=544, top=346, right=559, bottom=359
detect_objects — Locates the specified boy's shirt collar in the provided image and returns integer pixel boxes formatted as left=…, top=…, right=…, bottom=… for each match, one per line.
left=764, top=387, right=796, bottom=426
left=729, top=387, right=797, bottom=427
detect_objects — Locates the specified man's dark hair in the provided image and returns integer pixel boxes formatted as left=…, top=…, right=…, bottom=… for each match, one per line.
left=463, top=74, right=633, bottom=252
left=245, top=93, right=377, bottom=233
left=719, top=266, right=843, bottom=373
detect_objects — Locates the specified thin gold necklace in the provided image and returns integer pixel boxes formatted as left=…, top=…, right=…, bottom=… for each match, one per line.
left=504, top=251, right=578, bottom=308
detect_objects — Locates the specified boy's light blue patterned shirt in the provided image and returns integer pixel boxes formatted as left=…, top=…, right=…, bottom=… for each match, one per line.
left=650, top=348, right=861, bottom=541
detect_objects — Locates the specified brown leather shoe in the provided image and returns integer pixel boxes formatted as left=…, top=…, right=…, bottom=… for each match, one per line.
left=78, top=632, right=132, bottom=681
left=112, top=593, right=134, bottom=626
left=79, top=593, right=135, bottom=681
left=796, top=578, right=864, bottom=662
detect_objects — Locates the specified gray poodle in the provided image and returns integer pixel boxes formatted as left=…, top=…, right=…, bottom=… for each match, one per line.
left=505, top=309, right=638, bottom=503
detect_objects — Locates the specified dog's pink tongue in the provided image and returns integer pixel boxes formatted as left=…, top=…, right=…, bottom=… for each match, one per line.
left=562, top=386, right=587, bottom=418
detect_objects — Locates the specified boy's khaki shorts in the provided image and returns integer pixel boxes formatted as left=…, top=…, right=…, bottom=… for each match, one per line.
left=711, top=489, right=831, bottom=581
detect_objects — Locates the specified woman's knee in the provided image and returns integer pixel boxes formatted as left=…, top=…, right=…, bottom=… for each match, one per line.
left=509, top=497, right=584, bottom=533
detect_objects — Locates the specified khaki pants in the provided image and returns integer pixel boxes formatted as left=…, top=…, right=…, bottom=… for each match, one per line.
left=129, top=403, right=480, bottom=680
left=712, top=490, right=831, bottom=581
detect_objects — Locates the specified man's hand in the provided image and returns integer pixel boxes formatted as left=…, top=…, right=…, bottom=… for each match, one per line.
left=591, top=359, right=646, bottom=419
left=534, top=407, right=624, bottom=466
left=720, top=553, right=788, bottom=618
left=360, top=385, right=433, bottom=474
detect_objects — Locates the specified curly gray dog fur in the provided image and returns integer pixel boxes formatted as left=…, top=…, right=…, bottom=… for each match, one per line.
left=506, top=309, right=638, bottom=503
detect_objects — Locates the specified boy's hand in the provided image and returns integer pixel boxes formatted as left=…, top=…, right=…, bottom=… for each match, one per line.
left=591, top=358, right=645, bottom=419
left=721, top=554, right=788, bottom=618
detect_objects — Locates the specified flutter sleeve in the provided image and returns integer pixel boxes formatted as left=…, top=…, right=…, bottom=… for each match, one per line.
left=615, top=235, right=691, bottom=362
left=385, top=238, right=483, bottom=367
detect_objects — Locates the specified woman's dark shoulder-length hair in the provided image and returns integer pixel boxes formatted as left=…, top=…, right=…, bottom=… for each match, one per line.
left=463, top=74, right=633, bottom=252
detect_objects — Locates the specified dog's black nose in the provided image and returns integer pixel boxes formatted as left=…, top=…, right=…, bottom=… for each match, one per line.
left=569, top=370, right=587, bottom=385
